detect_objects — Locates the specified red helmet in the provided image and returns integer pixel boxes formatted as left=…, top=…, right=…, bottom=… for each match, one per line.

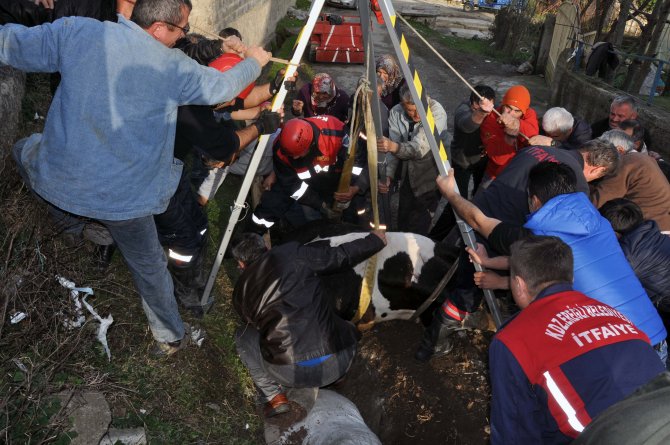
left=279, top=119, right=314, bottom=157
left=208, top=53, right=255, bottom=99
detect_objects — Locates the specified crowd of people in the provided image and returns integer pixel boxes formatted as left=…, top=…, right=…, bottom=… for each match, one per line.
left=2, top=0, right=670, bottom=443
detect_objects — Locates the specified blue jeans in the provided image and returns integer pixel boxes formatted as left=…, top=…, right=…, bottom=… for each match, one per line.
left=13, top=138, right=185, bottom=343
left=235, top=325, right=356, bottom=403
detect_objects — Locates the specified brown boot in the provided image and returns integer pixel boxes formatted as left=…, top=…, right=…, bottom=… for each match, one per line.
left=264, top=393, right=290, bottom=418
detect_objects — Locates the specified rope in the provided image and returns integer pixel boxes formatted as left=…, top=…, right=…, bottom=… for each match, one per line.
left=395, top=13, right=530, bottom=142
left=335, top=81, right=367, bottom=196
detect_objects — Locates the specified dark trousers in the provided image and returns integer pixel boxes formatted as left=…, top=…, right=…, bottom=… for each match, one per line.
left=154, top=169, right=207, bottom=255
left=453, top=158, right=487, bottom=199
left=397, top=180, right=440, bottom=235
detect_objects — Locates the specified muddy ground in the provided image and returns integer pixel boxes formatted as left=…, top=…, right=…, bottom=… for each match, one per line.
left=338, top=321, right=493, bottom=444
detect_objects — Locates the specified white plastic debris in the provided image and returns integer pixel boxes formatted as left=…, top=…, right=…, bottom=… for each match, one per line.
left=58, top=276, right=86, bottom=328
left=82, top=294, right=114, bottom=361
left=190, top=326, right=205, bottom=347
left=10, top=312, right=27, bottom=324
left=57, top=275, right=114, bottom=360
left=139, top=409, right=147, bottom=415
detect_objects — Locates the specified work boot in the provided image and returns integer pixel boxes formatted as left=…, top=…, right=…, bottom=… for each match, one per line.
left=414, top=309, right=463, bottom=362
left=264, top=393, right=290, bottom=418
left=151, top=323, right=191, bottom=357
left=94, top=244, right=116, bottom=271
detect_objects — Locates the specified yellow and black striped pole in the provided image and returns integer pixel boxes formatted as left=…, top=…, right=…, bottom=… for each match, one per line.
left=377, top=4, right=450, bottom=176
left=376, top=0, right=504, bottom=328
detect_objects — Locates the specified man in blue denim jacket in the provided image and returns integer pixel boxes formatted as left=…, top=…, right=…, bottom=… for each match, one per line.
left=0, top=0, right=271, bottom=355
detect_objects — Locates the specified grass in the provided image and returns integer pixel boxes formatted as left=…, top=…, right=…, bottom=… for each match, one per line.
left=1, top=74, right=263, bottom=444
left=296, top=0, right=312, bottom=11
left=641, top=94, right=670, bottom=113
left=406, top=19, right=530, bottom=65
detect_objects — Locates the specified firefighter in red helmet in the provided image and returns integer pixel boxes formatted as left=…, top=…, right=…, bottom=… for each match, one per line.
left=250, top=116, right=368, bottom=233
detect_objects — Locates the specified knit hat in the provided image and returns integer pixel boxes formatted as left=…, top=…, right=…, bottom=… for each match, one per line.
left=502, top=85, right=531, bottom=114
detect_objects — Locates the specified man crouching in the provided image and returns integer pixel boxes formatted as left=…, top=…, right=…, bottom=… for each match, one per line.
left=231, top=230, right=386, bottom=418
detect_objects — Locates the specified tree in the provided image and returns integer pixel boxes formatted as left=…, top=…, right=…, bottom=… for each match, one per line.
left=622, top=0, right=670, bottom=93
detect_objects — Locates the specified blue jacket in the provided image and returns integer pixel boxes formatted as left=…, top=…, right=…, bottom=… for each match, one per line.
left=490, top=283, right=664, bottom=444
left=524, top=193, right=666, bottom=346
left=620, top=220, right=670, bottom=308
left=0, top=16, right=260, bottom=220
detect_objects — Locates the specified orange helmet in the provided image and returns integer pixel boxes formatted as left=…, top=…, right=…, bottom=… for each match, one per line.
left=279, top=119, right=314, bottom=158
left=209, top=53, right=255, bottom=99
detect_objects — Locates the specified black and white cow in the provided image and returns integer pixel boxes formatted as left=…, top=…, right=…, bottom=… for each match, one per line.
left=301, top=229, right=458, bottom=325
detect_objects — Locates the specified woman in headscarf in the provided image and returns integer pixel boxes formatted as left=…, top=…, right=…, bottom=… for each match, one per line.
left=376, top=54, right=406, bottom=110
left=291, top=73, right=350, bottom=122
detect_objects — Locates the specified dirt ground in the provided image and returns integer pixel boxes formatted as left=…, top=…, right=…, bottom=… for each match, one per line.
left=338, top=321, right=493, bottom=444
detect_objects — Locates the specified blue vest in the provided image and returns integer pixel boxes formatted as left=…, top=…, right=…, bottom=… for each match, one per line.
left=524, top=193, right=666, bottom=346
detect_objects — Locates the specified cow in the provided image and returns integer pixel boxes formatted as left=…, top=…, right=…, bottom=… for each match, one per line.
left=283, top=223, right=460, bottom=326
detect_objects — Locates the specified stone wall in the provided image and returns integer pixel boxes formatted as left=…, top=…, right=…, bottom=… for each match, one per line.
left=550, top=50, right=670, bottom=157
left=189, top=0, right=296, bottom=47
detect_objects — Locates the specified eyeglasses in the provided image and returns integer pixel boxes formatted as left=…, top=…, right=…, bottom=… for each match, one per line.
left=164, top=21, right=190, bottom=35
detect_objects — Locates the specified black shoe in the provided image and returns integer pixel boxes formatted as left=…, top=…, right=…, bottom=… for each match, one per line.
left=95, top=244, right=116, bottom=270
left=415, top=309, right=462, bottom=362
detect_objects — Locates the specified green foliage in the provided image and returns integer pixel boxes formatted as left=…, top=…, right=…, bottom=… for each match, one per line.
left=406, top=20, right=519, bottom=64
left=296, top=0, right=312, bottom=11
left=2, top=396, right=75, bottom=444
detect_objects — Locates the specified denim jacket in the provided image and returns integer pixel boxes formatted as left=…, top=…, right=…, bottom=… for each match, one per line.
left=0, top=15, right=260, bottom=220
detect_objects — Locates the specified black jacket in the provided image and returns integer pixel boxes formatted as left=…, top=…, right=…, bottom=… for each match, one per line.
left=233, top=233, right=385, bottom=365
left=560, top=116, right=592, bottom=151
left=0, top=0, right=116, bottom=25
left=474, top=145, right=589, bottom=225
left=620, top=220, right=670, bottom=309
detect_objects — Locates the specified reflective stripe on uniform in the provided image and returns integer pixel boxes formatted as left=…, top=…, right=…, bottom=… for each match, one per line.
left=252, top=214, right=275, bottom=228
left=291, top=181, right=309, bottom=200
left=543, top=371, right=586, bottom=434
left=168, top=249, right=193, bottom=262
left=314, top=165, right=330, bottom=174
left=297, top=170, right=312, bottom=180
left=352, top=166, right=363, bottom=176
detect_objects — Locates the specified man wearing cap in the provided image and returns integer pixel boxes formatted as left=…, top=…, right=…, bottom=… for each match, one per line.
left=292, top=72, right=351, bottom=123
left=480, top=85, right=539, bottom=185
left=249, top=116, right=366, bottom=234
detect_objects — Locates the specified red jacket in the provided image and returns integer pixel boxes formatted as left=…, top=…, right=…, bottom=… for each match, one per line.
left=480, top=107, right=539, bottom=178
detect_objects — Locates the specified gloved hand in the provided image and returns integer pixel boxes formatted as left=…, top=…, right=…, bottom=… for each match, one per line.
left=333, top=201, right=350, bottom=211
left=270, top=69, right=296, bottom=95
left=254, top=110, right=282, bottom=135
left=320, top=202, right=341, bottom=221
